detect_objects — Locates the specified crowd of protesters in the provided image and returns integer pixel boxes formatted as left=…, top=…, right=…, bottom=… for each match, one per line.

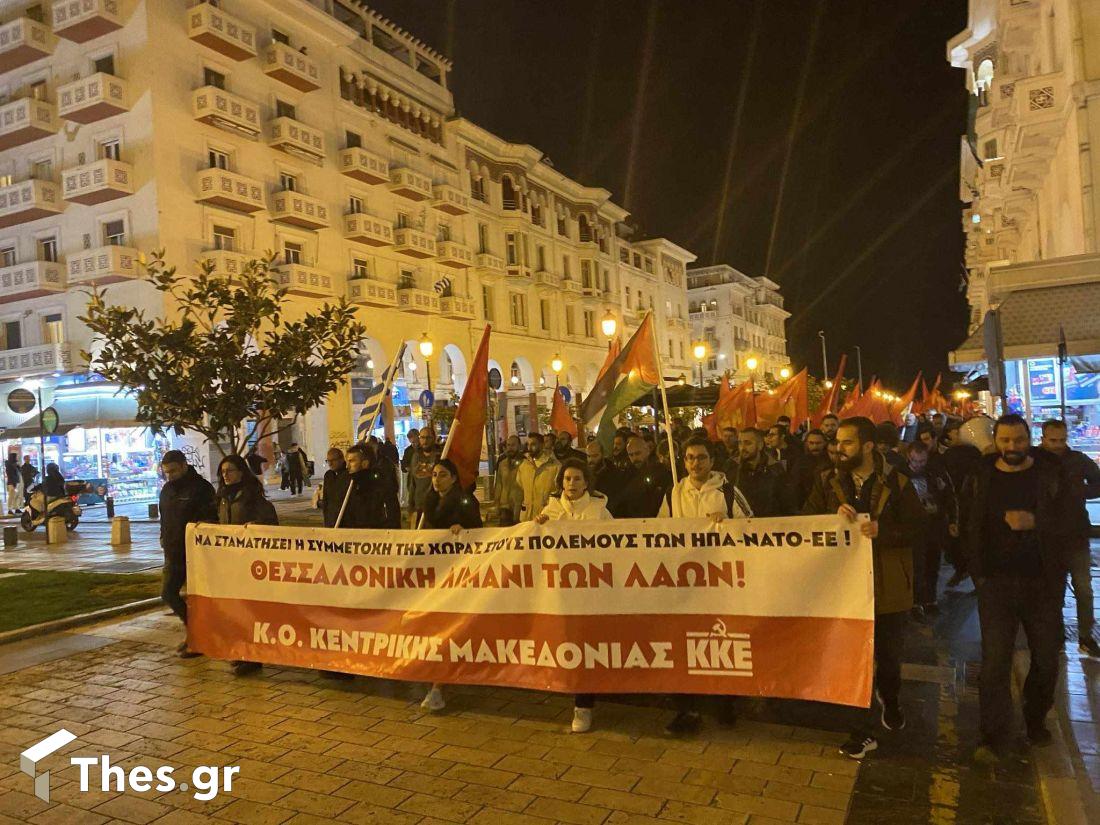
left=157, top=407, right=1100, bottom=762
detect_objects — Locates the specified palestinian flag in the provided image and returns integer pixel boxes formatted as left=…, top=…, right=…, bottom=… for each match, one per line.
left=578, top=314, right=659, bottom=451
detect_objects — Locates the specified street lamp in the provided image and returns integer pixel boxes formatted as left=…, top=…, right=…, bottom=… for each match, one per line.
left=817, top=330, right=828, bottom=379
left=692, top=342, right=707, bottom=387
left=745, top=356, right=759, bottom=394
left=825, top=379, right=834, bottom=389
left=418, top=333, right=434, bottom=393
left=677, top=374, right=686, bottom=387
left=779, top=366, right=791, bottom=380
left=551, top=353, right=563, bottom=375
left=853, top=345, right=863, bottom=387
left=365, top=357, right=374, bottom=370
left=601, top=311, right=617, bottom=348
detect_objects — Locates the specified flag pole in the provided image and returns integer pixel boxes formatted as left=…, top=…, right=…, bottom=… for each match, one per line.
left=649, top=313, right=680, bottom=490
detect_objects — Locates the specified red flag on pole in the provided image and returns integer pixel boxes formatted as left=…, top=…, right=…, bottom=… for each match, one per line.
left=812, top=354, right=847, bottom=427
left=756, top=368, right=809, bottom=428
left=443, top=325, right=491, bottom=490
left=890, top=371, right=922, bottom=425
left=549, top=384, right=577, bottom=439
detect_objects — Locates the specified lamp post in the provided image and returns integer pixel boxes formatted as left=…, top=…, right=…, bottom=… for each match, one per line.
left=692, top=342, right=707, bottom=387
left=817, top=330, right=828, bottom=379
left=601, top=311, right=617, bottom=351
left=854, top=345, right=863, bottom=387
left=418, top=333, right=434, bottom=395
left=779, top=366, right=791, bottom=381
left=745, top=356, right=759, bottom=418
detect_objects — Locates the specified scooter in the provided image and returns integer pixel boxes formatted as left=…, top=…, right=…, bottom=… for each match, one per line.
left=20, top=484, right=82, bottom=532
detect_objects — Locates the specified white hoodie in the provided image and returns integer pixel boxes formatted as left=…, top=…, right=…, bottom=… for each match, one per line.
left=658, top=471, right=752, bottom=519
left=540, top=492, right=611, bottom=521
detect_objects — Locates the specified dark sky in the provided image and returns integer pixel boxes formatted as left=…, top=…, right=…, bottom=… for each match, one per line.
left=365, top=0, right=971, bottom=388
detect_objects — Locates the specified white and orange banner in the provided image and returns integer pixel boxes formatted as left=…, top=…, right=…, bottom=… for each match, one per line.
left=186, top=515, right=874, bottom=707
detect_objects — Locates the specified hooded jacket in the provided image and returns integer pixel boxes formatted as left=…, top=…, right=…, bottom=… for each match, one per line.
left=658, top=471, right=751, bottom=519
left=541, top=491, right=611, bottom=521
left=517, top=452, right=561, bottom=521
left=159, top=466, right=218, bottom=558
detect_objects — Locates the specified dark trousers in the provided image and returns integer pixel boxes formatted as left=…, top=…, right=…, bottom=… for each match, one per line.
left=161, top=552, right=187, bottom=625
left=575, top=694, right=594, bottom=709
left=1059, top=536, right=1095, bottom=638
left=977, top=575, right=1062, bottom=744
left=844, top=610, right=906, bottom=737
left=914, top=532, right=945, bottom=605
left=287, top=473, right=303, bottom=495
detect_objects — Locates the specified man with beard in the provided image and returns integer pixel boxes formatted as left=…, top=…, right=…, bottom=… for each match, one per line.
left=906, top=440, right=958, bottom=617
left=961, top=415, right=1065, bottom=761
left=585, top=440, right=622, bottom=506
left=1038, top=419, right=1100, bottom=658
left=494, top=435, right=525, bottom=526
left=552, top=429, right=585, bottom=462
left=729, top=428, right=789, bottom=516
left=318, top=447, right=350, bottom=528
left=821, top=413, right=840, bottom=441
left=715, top=426, right=739, bottom=473
left=342, top=444, right=402, bottom=529
left=610, top=428, right=633, bottom=473
left=804, top=417, right=924, bottom=760
left=790, top=428, right=831, bottom=509
left=406, top=428, right=441, bottom=526
left=826, top=438, right=840, bottom=468
left=517, top=432, right=560, bottom=521
left=611, top=436, right=671, bottom=518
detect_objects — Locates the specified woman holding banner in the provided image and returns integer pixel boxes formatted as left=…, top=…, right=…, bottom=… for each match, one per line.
left=535, top=458, right=611, bottom=733
left=420, top=458, right=483, bottom=713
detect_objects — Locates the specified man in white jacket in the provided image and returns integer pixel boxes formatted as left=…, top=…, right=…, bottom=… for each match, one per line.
left=658, top=438, right=752, bottom=520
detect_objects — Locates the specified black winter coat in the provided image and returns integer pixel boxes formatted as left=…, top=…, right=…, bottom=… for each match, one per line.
left=320, top=466, right=350, bottom=528
left=728, top=458, right=792, bottom=517
left=423, top=486, right=483, bottom=529
left=217, top=485, right=278, bottom=526
left=159, top=467, right=218, bottom=558
left=342, top=468, right=401, bottom=529
left=610, top=458, right=672, bottom=518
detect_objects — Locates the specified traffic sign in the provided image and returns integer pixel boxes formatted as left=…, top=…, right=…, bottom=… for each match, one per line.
left=419, top=389, right=435, bottom=409
left=488, top=368, right=503, bottom=391
left=7, top=388, right=35, bottom=415
left=41, top=406, right=59, bottom=435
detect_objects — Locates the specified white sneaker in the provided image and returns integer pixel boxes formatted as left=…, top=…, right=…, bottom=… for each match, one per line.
left=571, top=707, right=592, bottom=733
left=420, top=687, right=445, bottom=712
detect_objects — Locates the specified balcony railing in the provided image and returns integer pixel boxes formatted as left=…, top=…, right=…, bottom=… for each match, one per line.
left=393, top=227, right=436, bottom=258
left=0, top=261, right=65, bottom=303
left=440, top=295, right=476, bottom=320
left=186, top=1, right=256, bottom=61
left=388, top=167, right=432, bottom=201
left=396, top=284, right=441, bottom=314
left=268, top=116, right=325, bottom=163
left=270, top=190, right=330, bottom=230
left=0, top=16, right=56, bottom=73
left=61, top=158, right=133, bottom=205
left=344, top=214, right=393, bottom=247
left=348, top=277, right=398, bottom=308
left=262, top=41, right=320, bottom=92
left=431, top=184, right=469, bottom=215
left=191, top=86, right=260, bottom=138
left=0, top=342, right=73, bottom=379
left=475, top=252, right=506, bottom=272
left=0, top=179, right=62, bottom=228
left=194, top=168, right=265, bottom=213
left=435, top=240, right=472, bottom=269
left=0, top=97, right=59, bottom=151
left=337, top=147, right=388, bottom=185
left=58, top=72, right=128, bottom=123
left=272, top=263, right=334, bottom=298
left=534, top=270, right=560, bottom=290
left=51, top=0, right=123, bottom=43
left=67, top=244, right=139, bottom=286
left=199, top=249, right=254, bottom=276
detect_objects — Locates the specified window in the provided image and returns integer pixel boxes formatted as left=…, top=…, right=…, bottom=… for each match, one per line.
left=584, top=311, right=594, bottom=339
left=625, top=286, right=631, bottom=306
left=536, top=246, right=546, bottom=271
left=983, top=138, right=999, bottom=160
left=470, top=177, right=486, bottom=202
left=481, top=285, right=494, bottom=321
left=501, top=177, right=517, bottom=210
left=437, top=223, right=451, bottom=242
left=348, top=195, right=363, bottom=214
left=103, top=220, right=125, bottom=246
left=565, top=306, right=575, bottom=336
left=38, top=237, right=57, bottom=262
left=94, top=54, right=115, bottom=75
left=212, top=225, right=235, bottom=250
left=396, top=212, right=409, bottom=229
left=505, top=233, right=518, bottom=266
left=99, top=139, right=121, bottom=161
left=581, top=260, right=592, bottom=288
left=477, top=223, right=489, bottom=254
left=352, top=258, right=369, bottom=279
left=275, top=99, right=296, bottom=119
left=42, top=313, right=63, bottom=345
left=619, top=247, right=629, bottom=263
left=272, top=29, right=291, bottom=45
left=30, top=80, right=47, bottom=101
left=345, top=130, right=361, bottom=149
left=644, top=259, right=654, bottom=275
left=509, top=293, right=527, bottom=328
left=557, top=216, right=567, bottom=237
left=203, top=67, right=225, bottom=89
left=279, top=172, right=297, bottom=192
left=32, top=159, right=51, bottom=180
left=25, top=4, right=44, bottom=22
left=562, top=256, right=571, bottom=278
left=540, top=299, right=550, bottom=331
left=633, top=253, right=641, bottom=269
left=3, top=320, right=22, bottom=350
left=208, top=148, right=229, bottom=170
left=0, top=246, right=14, bottom=267
left=283, top=241, right=302, bottom=265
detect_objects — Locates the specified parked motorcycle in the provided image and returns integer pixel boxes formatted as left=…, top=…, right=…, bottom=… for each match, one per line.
left=20, top=481, right=84, bottom=532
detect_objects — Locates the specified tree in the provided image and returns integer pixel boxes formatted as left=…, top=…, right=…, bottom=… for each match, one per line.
left=80, top=251, right=366, bottom=458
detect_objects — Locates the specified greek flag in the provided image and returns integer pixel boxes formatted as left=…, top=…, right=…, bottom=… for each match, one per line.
left=356, top=343, right=406, bottom=442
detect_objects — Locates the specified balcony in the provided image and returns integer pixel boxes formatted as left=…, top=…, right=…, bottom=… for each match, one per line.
left=432, top=184, right=469, bottom=215
left=388, top=167, right=432, bottom=201
left=0, top=179, right=62, bottom=228
left=0, top=342, right=73, bottom=379
left=0, top=16, right=56, bottom=73
left=393, top=227, right=436, bottom=259
left=397, top=284, right=440, bottom=315
left=57, top=72, right=127, bottom=123
left=272, top=263, right=334, bottom=298
left=534, top=269, right=560, bottom=292
left=186, top=1, right=256, bottom=61
left=0, top=97, right=59, bottom=151
left=506, top=263, right=532, bottom=282
left=199, top=249, right=254, bottom=276
left=1013, top=71, right=1070, bottom=159
left=51, top=0, right=123, bottom=43
left=667, top=316, right=688, bottom=331
left=62, top=158, right=133, bottom=205
left=337, top=147, right=388, bottom=185
left=262, top=41, right=320, bottom=92
left=440, top=295, right=476, bottom=320
left=348, top=277, right=397, bottom=308
left=473, top=252, right=505, bottom=283
left=194, top=168, right=265, bottom=213
left=191, top=86, right=260, bottom=138
left=561, top=278, right=583, bottom=297
left=0, top=261, right=65, bottom=303
left=435, top=240, right=472, bottom=269
left=66, top=244, right=139, bottom=286
left=268, top=116, right=325, bottom=163
left=344, top=213, right=393, bottom=247
left=270, top=190, right=330, bottom=230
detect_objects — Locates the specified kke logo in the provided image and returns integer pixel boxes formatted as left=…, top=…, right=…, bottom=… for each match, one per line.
left=20, top=729, right=239, bottom=803
left=685, top=619, right=753, bottom=677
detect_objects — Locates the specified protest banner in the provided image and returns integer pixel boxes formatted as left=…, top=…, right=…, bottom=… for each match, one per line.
left=186, top=514, right=874, bottom=707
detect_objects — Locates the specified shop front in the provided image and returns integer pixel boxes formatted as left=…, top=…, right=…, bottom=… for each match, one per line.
left=1003, top=356, right=1100, bottom=463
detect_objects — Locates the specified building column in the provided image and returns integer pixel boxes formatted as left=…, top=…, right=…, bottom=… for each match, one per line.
left=327, top=381, right=353, bottom=448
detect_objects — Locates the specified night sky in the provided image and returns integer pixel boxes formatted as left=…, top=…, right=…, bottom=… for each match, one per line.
left=364, top=0, right=972, bottom=388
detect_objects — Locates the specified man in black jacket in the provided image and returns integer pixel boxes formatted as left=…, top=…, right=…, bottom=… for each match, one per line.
left=319, top=447, right=350, bottom=528
left=342, top=444, right=401, bottom=528
left=585, top=440, right=623, bottom=507
left=159, top=449, right=218, bottom=658
left=610, top=436, right=671, bottom=518
left=961, top=415, right=1065, bottom=760
left=1039, top=419, right=1100, bottom=657
left=729, top=428, right=791, bottom=516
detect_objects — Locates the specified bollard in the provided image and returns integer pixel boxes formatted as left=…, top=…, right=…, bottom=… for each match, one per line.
left=105, top=495, right=115, bottom=519
left=3, top=526, right=16, bottom=548
left=110, top=516, right=131, bottom=546
left=46, top=517, right=67, bottom=544
left=148, top=503, right=159, bottom=520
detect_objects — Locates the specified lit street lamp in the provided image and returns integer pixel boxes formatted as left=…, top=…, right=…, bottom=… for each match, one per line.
left=779, top=366, right=791, bottom=380
left=692, top=342, right=707, bottom=387
left=551, top=353, right=563, bottom=375
left=677, top=374, right=686, bottom=387
left=601, top=311, right=617, bottom=350
left=745, top=356, right=759, bottom=395
left=418, top=333, right=434, bottom=394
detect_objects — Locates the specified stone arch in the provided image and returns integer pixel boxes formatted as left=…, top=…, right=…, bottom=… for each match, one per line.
left=442, top=343, right=468, bottom=396
left=509, top=356, right=535, bottom=390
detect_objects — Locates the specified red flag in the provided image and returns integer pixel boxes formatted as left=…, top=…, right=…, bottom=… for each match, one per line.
left=549, top=384, right=577, bottom=439
left=756, top=368, right=809, bottom=429
left=444, top=325, right=491, bottom=489
left=594, top=337, right=621, bottom=387
left=838, top=382, right=862, bottom=416
left=889, top=372, right=922, bottom=425
left=713, top=376, right=756, bottom=432
left=702, top=374, right=732, bottom=441
left=811, top=355, right=847, bottom=427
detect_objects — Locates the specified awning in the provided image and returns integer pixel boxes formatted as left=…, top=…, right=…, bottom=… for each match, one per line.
left=0, top=386, right=139, bottom=440
left=951, top=281, right=1100, bottom=366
